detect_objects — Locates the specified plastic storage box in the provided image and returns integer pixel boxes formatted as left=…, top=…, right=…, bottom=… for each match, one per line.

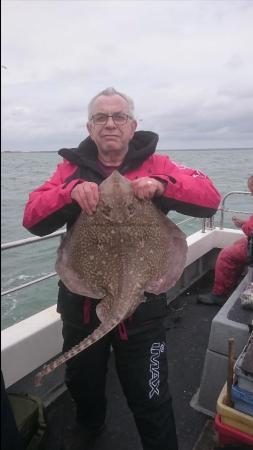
left=214, top=414, right=253, bottom=446
left=216, top=383, right=253, bottom=436
left=232, top=383, right=253, bottom=417
left=235, top=333, right=253, bottom=394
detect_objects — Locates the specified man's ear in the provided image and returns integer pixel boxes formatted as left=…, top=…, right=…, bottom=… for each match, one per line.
left=86, top=121, right=91, bottom=133
left=130, top=119, right=138, bottom=138
left=132, top=119, right=138, bottom=131
left=86, top=121, right=93, bottom=139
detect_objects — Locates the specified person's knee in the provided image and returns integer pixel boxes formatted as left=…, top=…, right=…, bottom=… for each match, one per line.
left=127, top=383, right=172, bottom=416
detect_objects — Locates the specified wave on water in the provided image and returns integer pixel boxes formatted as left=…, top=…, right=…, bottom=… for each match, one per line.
left=2, top=295, right=18, bottom=319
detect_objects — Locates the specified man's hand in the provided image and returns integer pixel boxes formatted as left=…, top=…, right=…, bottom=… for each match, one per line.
left=232, top=216, right=245, bottom=229
left=71, top=182, right=99, bottom=215
left=131, top=177, right=166, bottom=200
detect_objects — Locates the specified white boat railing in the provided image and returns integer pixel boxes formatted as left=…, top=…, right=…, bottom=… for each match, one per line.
left=1, top=191, right=251, bottom=297
left=1, top=229, right=65, bottom=251
left=219, top=191, right=252, bottom=229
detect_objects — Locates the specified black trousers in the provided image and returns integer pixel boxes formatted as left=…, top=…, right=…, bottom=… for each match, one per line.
left=62, top=313, right=178, bottom=450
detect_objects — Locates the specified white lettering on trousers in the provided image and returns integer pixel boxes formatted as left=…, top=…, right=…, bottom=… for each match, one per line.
left=148, top=342, right=165, bottom=399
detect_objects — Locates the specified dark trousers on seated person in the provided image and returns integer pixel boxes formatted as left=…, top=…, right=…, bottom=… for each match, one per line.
left=62, top=313, right=178, bottom=450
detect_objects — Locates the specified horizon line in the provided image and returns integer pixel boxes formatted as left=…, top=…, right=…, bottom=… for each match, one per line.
left=2, top=146, right=253, bottom=153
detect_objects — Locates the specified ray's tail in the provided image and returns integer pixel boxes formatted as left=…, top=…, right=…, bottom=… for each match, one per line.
left=34, top=317, right=119, bottom=386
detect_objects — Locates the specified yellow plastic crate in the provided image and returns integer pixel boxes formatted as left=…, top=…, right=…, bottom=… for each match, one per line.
left=217, top=383, right=253, bottom=436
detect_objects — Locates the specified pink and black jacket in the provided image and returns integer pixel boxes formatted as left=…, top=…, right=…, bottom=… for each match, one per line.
left=23, top=131, right=221, bottom=334
left=23, top=131, right=221, bottom=235
left=241, top=215, right=253, bottom=237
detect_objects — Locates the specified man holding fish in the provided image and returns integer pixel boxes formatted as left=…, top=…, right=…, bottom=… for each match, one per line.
left=23, top=87, right=220, bottom=450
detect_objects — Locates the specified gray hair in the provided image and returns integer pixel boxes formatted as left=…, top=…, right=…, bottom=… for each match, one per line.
left=87, top=87, right=135, bottom=119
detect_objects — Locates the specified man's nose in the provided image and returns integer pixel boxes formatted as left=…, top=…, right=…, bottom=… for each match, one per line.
left=105, top=116, right=116, bottom=127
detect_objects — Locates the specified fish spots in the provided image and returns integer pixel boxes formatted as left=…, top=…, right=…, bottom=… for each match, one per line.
left=38, top=170, right=188, bottom=384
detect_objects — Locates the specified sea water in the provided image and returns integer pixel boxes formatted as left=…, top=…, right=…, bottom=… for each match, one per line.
left=1, top=148, right=252, bottom=329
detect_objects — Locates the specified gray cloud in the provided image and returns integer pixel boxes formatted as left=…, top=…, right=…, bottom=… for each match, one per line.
left=2, top=0, right=253, bottom=151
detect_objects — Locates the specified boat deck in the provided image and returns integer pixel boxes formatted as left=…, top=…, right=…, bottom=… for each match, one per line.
left=43, top=271, right=232, bottom=450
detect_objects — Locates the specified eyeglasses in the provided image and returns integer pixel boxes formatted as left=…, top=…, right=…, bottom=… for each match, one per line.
left=90, top=112, right=132, bottom=126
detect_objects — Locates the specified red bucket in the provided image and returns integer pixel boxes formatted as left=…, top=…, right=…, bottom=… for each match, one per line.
left=214, top=414, right=253, bottom=446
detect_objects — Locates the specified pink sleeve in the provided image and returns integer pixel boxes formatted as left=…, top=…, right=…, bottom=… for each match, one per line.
left=23, top=160, right=82, bottom=232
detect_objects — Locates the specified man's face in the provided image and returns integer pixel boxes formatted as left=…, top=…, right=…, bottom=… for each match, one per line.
left=87, top=95, right=137, bottom=159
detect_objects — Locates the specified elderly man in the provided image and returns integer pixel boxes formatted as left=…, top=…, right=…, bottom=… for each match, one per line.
left=23, top=87, right=221, bottom=450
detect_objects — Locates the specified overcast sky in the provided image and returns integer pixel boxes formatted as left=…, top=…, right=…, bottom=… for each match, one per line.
left=2, top=0, right=253, bottom=151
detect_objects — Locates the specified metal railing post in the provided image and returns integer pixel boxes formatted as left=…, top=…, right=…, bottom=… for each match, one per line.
left=219, top=191, right=250, bottom=230
left=201, top=218, right=206, bottom=233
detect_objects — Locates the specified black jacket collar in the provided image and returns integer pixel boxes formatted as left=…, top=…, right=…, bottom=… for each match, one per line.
left=58, top=130, right=159, bottom=174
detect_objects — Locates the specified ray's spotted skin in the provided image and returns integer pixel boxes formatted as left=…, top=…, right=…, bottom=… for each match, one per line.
left=34, top=171, right=187, bottom=386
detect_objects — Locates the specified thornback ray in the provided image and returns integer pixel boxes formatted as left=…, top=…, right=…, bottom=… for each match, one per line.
left=34, top=171, right=187, bottom=386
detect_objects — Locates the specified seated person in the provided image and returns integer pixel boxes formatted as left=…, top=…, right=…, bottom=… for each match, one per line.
left=198, top=175, right=253, bottom=306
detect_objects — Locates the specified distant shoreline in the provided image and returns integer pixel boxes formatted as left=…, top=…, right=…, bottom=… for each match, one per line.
left=2, top=150, right=58, bottom=153
left=2, top=147, right=253, bottom=153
